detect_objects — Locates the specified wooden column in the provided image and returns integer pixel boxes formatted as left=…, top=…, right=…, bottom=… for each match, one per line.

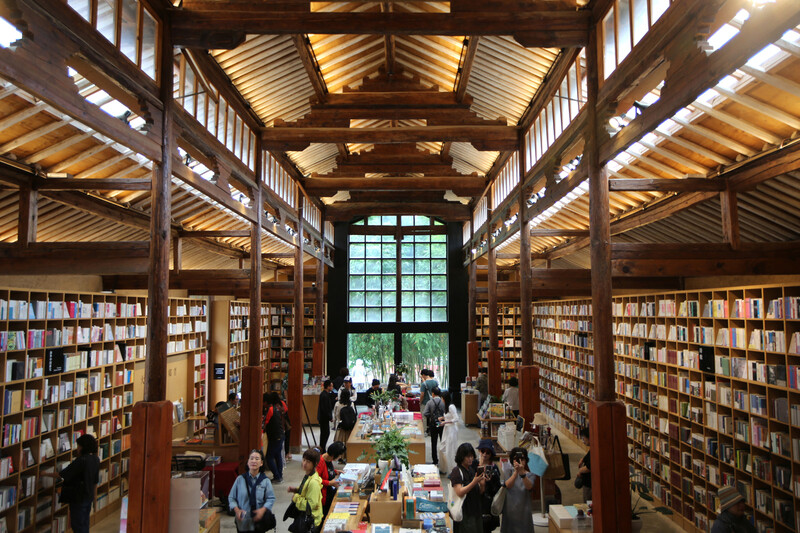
left=172, top=237, right=182, bottom=273
left=487, top=201, right=501, bottom=397
left=128, top=18, right=173, bottom=532
left=518, top=140, right=533, bottom=367
left=313, top=247, right=325, bottom=377
left=240, top=176, right=264, bottom=465
left=518, top=365, right=539, bottom=425
left=720, top=187, right=740, bottom=250
left=18, top=187, right=37, bottom=246
left=467, top=218, right=480, bottom=377
left=289, top=195, right=303, bottom=449
left=586, top=17, right=631, bottom=533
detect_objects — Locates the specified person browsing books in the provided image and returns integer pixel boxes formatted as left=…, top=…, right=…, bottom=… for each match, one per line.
left=41, top=434, right=100, bottom=533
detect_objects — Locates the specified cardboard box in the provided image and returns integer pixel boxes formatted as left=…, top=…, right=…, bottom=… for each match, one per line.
left=370, top=492, right=403, bottom=524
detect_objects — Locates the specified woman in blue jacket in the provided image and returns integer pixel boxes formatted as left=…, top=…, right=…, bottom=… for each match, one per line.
left=229, top=449, right=276, bottom=532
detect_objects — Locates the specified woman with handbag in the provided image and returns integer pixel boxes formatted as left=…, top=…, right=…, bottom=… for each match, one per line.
left=499, top=447, right=536, bottom=533
left=316, top=441, right=346, bottom=516
left=288, top=448, right=324, bottom=533
left=438, top=391, right=460, bottom=474
left=333, top=388, right=357, bottom=446
left=41, top=434, right=100, bottom=533
left=228, top=449, right=276, bottom=533
left=477, top=440, right=501, bottom=532
left=449, top=443, right=486, bottom=533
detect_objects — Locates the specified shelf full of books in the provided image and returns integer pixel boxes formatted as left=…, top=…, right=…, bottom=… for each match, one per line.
left=532, top=284, right=800, bottom=533
left=169, top=297, right=209, bottom=424
left=0, top=288, right=142, bottom=532
left=475, top=304, right=526, bottom=383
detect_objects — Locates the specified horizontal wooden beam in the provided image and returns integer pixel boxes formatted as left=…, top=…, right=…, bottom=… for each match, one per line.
left=610, top=242, right=800, bottom=261
left=0, top=241, right=150, bottom=275
left=171, top=9, right=590, bottom=48
left=261, top=126, right=518, bottom=152
left=33, top=178, right=152, bottom=191
left=608, top=178, right=724, bottom=192
left=325, top=201, right=471, bottom=222
left=178, top=230, right=251, bottom=238
left=611, top=257, right=800, bottom=277
left=530, top=228, right=590, bottom=237
left=304, top=176, right=486, bottom=196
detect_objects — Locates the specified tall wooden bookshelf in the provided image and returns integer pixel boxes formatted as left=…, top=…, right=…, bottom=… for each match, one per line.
left=529, top=284, right=800, bottom=533
left=475, top=304, right=524, bottom=383
left=0, top=288, right=145, bottom=532
left=167, top=297, right=208, bottom=434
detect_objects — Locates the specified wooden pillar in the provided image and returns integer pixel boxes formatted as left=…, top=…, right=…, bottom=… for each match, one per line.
left=290, top=196, right=303, bottom=449
left=586, top=17, right=631, bottom=533
left=172, top=236, right=182, bottom=273
left=518, top=365, right=539, bottom=425
left=18, top=187, right=37, bottom=246
left=239, top=172, right=264, bottom=464
left=487, top=201, right=501, bottom=397
left=720, top=187, right=740, bottom=250
left=313, top=248, right=325, bottom=376
left=128, top=19, right=173, bottom=532
left=518, top=140, right=533, bottom=367
left=467, top=218, right=480, bottom=378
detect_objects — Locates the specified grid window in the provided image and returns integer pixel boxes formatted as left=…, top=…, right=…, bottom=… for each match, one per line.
left=348, top=217, right=447, bottom=323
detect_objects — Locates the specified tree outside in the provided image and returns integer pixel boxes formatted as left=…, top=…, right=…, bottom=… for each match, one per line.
left=402, top=333, right=449, bottom=389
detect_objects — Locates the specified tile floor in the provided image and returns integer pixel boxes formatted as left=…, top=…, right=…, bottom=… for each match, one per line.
left=93, top=412, right=686, bottom=532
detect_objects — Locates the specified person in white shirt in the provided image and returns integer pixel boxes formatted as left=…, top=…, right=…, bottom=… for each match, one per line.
left=502, top=377, right=520, bottom=417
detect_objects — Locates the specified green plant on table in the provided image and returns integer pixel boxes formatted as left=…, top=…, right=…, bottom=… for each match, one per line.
left=357, top=427, right=412, bottom=468
left=370, top=389, right=397, bottom=407
left=630, top=480, right=673, bottom=519
left=394, top=363, right=409, bottom=377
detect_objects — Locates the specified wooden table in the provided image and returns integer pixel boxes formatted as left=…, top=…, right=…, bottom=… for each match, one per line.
left=346, top=419, right=426, bottom=464
left=322, top=498, right=368, bottom=531
left=462, top=392, right=479, bottom=425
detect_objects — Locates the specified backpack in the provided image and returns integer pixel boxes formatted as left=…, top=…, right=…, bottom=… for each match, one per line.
left=429, top=398, right=445, bottom=426
left=339, top=405, right=356, bottom=431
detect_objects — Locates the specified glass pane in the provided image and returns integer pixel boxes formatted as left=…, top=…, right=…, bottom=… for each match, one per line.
left=431, top=276, right=447, bottom=290
left=365, top=276, right=381, bottom=290
left=382, top=260, right=396, bottom=274
left=183, top=64, right=196, bottom=114
left=366, top=308, right=382, bottom=322
left=382, top=235, right=394, bottom=243
left=603, top=7, right=616, bottom=79
left=632, top=0, right=649, bottom=45
left=414, top=308, right=430, bottom=322
left=348, top=333, right=394, bottom=388
left=401, top=292, right=414, bottom=306
left=431, top=260, right=446, bottom=275
left=401, top=308, right=414, bottom=322
left=350, top=234, right=365, bottom=242
left=431, top=308, right=447, bottom=322
left=401, top=259, right=414, bottom=274
left=349, top=308, right=364, bottom=322
left=432, top=291, right=447, bottom=306
left=366, top=234, right=381, bottom=243
left=431, top=243, right=446, bottom=258
left=382, top=244, right=396, bottom=258
left=617, top=0, right=631, bottom=64
left=400, top=216, right=415, bottom=226
left=97, top=0, right=118, bottom=45
left=349, top=276, right=364, bottom=290
left=431, top=234, right=446, bottom=242
left=367, top=216, right=382, bottom=225
left=401, top=244, right=414, bottom=258
left=415, top=260, right=430, bottom=275
left=415, top=244, right=430, bottom=258
left=382, top=292, right=396, bottom=306
left=414, top=216, right=429, bottom=225
left=349, top=291, right=364, bottom=306
left=365, top=259, right=381, bottom=275
left=414, top=276, right=430, bottom=291
left=350, top=260, right=365, bottom=274
left=141, top=10, right=157, bottom=81
left=350, top=243, right=365, bottom=258
left=68, top=0, right=91, bottom=22
left=382, top=308, right=395, bottom=322
left=382, top=277, right=396, bottom=291
left=651, top=0, right=670, bottom=23
left=382, top=216, right=396, bottom=225
left=366, top=292, right=382, bottom=307
left=401, top=333, right=448, bottom=388
left=120, top=0, right=138, bottom=64
left=416, top=292, right=430, bottom=306
left=366, top=243, right=381, bottom=258
left=401, top=276, right=413, bottom=290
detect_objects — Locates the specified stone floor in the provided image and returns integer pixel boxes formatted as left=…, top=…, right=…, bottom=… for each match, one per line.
left=94, top=411, right=687, bottom=532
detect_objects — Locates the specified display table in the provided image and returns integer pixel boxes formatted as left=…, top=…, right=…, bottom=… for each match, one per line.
left=462, top=391, right=479, bottom=425
left=346, top=418, right=426, bottom=464
left=202, top=461, right=238, bottom=500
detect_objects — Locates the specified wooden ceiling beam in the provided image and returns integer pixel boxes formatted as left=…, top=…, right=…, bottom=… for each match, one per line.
left=0, top=241, right=150, bottom=275
left=179, top=230, right=251, bottom=238
left=530, top=228, right=590, bottom=237
left=32, top=178, right=152, bottom=191
left=326, top=201, right=471, bottom=221
left=608, top=178, right=724, bottom=192
left=305, top=177, right=486, bottom=196
left=170, top=9, right=591, bottom=48
left=261, top=125, right=518, bottom=152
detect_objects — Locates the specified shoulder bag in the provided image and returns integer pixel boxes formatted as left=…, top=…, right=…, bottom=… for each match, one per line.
left=490, top=465, right=508, bottom=516
left=447, top=466, right=466, bottom=522
left=243, top=473, right=276, bottom=532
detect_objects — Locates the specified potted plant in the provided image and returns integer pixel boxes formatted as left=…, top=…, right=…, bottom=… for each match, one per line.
left=630, top=480, right=673, bottom=532
left=394, top=363, right=409, bottom=378
left=359, top=427, right=412, bottom=469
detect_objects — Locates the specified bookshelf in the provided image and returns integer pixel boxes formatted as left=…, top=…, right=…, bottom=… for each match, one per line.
left=475, top=304, right=524, bottom=383
left=530, top=284, right=800, bottom=533
left=167, top=297, right=208, bottom=433
left=0, top=288, right=143, bottom=532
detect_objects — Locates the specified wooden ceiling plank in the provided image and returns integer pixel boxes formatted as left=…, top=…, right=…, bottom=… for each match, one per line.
left=651, top=128, right=733, bottom=166
left=738, top=65, right=800, bottom=100
left=0, top=119, right=72, bottom=154
left=325, top=201, right=470, bottom=221
left=304, top=176, right=485, bottom=195
left=46, top=140, right=115, bottom=174
left=609, top=178, right=724, bottom=192
left=34, top=178, right=151, bottom=191
left=689, top=101, right=783, bottom=146
left=22, top=132, right=95, bottom=164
